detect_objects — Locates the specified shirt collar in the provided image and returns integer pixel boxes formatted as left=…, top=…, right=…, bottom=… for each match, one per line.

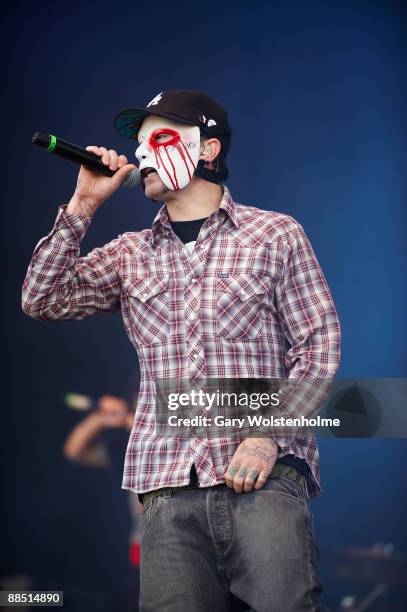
left=150, top=185, right=239, bottom=247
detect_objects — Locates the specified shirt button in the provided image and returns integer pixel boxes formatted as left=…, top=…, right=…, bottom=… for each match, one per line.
left=189, top=313, right=197, bottom=320
left=143, top=292, right=150, bottom=298
left=191, top=278, right=197, bottom=284
left=199, top=244, right=206, bottom=250
left=240, top=289, right=246, bottom=296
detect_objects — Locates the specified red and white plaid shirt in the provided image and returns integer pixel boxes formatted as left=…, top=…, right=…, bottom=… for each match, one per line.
left=22, top=186, right=340, bottom=498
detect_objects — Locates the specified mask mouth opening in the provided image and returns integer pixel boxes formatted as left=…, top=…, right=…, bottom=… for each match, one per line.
left=140, top=167, right=157, bottom=178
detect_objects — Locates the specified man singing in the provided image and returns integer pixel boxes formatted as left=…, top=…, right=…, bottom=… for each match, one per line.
left=22, top=90, right=340, bottom=611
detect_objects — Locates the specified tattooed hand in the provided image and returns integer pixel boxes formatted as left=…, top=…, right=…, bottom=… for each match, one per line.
left=224, top=435, right=279, bottom=493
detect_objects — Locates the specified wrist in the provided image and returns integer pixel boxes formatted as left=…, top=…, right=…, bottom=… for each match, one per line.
left=248, top=430, right=272, bottom=439
left=88, top=411, right=107, bottom=431
left=248, top=432, right=279, bottom=450
left=67, top=194, right=99, bottom=218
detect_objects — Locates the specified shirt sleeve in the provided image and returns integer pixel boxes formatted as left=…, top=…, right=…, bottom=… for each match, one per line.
left=261, top=222, right=341, bottom=445
left=22, top=205, right=123, bottom=320
left=275, top=221, right=341, bottom=381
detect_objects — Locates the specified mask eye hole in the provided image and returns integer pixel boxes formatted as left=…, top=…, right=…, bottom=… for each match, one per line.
left=149, top=128, right=180, bottom=149
left=153, top=132, right=172, bottom=144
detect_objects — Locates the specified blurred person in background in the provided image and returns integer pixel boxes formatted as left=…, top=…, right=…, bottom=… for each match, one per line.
left=64, top=393, right=142, bottom=612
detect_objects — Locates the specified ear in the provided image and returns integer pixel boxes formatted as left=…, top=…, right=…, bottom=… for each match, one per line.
left=199, top=138, right=221, bottom=163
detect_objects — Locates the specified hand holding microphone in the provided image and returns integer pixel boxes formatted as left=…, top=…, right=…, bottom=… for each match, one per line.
left=68, top=145, right=137, bottom=217
left=32, top=132, right=141, bottom=218
left=64, top=391, right=135, bottom=430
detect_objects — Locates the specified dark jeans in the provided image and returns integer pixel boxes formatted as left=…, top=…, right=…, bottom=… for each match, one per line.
left=139, top=473, right=325, bottom=611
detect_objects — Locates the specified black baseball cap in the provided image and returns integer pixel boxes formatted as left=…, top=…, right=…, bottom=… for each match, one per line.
left=114, top=89, right=232, bottom=156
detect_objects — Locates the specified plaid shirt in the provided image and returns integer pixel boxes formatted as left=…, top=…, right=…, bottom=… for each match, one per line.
left=22, top=186, right=340, bottom=498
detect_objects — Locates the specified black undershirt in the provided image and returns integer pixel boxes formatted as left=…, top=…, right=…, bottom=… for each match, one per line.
left=169, top=216, right=208, bottom=244
left=169, top=217, right=309, bottom=479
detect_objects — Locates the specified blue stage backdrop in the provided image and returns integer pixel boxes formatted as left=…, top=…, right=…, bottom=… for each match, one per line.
left=3, top=1, right=406, bottom=609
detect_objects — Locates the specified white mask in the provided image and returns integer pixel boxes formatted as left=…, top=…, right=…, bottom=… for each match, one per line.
left=135, top=117, right=201, bottom=191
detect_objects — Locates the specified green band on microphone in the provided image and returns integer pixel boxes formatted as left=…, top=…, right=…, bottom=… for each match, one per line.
left=47, top=134, right=57, bottom=153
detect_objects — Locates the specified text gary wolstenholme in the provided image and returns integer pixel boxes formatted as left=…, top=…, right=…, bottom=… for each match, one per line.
left=167, top=414, right=341, bottom=429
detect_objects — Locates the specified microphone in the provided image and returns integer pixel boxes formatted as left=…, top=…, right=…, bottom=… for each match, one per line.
left=32, top=131, right=140, bottom=188
left=64, top=391, right=137, bottom=413
left=64, top=392, right=96, bottom=411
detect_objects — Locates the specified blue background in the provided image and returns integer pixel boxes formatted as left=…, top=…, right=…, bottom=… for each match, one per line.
left=4, top=1, right=406, bottom=609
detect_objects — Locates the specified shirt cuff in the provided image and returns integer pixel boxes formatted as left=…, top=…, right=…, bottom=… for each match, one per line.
left=54, top=204, right=93, bottom=236
left=31, top=204, right=93, bottom=258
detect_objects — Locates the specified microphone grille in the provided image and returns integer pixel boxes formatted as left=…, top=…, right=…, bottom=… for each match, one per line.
left=122, top=167, right=141, bottom=189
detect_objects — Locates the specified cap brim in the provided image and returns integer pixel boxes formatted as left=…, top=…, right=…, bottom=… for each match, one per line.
left=114, top=108, right=196, bottom=140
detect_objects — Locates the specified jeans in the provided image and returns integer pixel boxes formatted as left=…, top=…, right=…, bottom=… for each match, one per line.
left=139, top=472, right=325, bottom=611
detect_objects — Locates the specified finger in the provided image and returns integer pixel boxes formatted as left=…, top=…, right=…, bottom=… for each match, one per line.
left=110, top=163, right=136, bottom=188
left=99, top=146, right=109, bottom=165
left=108, top=149, right=119, bottom=171
left=234, top=466, right=249, bottom=494
left=101, top=398, right=118, bottom=413
left=243, top=469, right=259, bottom=493
left=98, top=395, right=108, bottom=408
left=254, top=471, right=269, bottom=490
left=224, top=464, right=239, bottom=488
left=118, top=154, right=128, bottom=167
left=85, top=145, right=102, bottom=156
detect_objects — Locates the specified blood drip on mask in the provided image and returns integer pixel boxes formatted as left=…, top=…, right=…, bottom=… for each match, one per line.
left=149, top=128, right=196, bottom=191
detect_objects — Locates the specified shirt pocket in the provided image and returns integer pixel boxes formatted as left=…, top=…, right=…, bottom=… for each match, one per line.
left=216, top=274, right=272, bottom=340
left=122, top=275, right=170, bottom=346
